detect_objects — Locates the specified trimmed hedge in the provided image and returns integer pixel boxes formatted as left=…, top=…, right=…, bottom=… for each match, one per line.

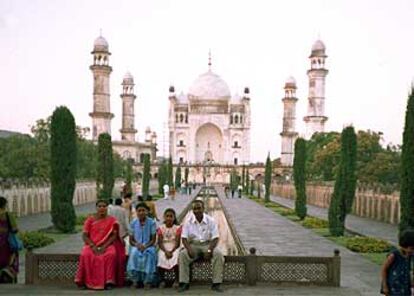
left=345, top=236, right=391, bottom=253
left=18, top=231, right=55, bottom=249
left=301, top=217, right=329, bottom=229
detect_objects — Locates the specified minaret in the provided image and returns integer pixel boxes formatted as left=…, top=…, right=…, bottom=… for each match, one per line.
left=89, top=35, right=114, bottom=140
left=120, top=72, right=137, bottom=142
left=280, top=77, right=299, bottom=167
left=168, top=85, right=176, bottom=158
left=304, top=39, right=328, bottom=139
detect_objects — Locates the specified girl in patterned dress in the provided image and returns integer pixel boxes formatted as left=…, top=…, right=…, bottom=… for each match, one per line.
left=381, top=229, right=414, bottom=295
left=157, top=208, right=181, bottom=287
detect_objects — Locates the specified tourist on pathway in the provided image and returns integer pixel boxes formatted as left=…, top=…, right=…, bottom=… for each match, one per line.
left=75, top=199, right=126, bottom=290
left=163, top=183, right=169, bottom=200
left=127, top=202, right=157, bottom=289
left=122, top=193, right=133, bottom=222
left=178, top=199, right=224, bottom=292
left=381, top=229, right=414, bottom=296
left=0, top=196, right=19, bottom=284
left=157, top=208, right=181, bottom=288
left=145, top=195, right=159, bottom=221
left=238, top=184, right=242, bottom=198
left=108, top=198, right=130, bottom=241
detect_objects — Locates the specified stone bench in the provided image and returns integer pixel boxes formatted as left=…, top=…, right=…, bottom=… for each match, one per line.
left=25, top=249, right=340, bottom=286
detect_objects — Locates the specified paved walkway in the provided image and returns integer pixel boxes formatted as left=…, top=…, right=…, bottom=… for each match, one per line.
left=269, top=194, right=398, bottom=246
left=218, top=187, right=380, bottom=296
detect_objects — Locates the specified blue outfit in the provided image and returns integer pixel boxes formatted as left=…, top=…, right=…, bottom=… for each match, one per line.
left=127, top=217, right=157, bottom=284
left=385, top=248, right=412, bottom=296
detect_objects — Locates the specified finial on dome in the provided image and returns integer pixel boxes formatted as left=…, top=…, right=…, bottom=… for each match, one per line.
left=208, top=49, right=212, bottom=71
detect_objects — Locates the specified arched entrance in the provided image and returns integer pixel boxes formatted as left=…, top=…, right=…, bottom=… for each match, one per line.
left=195, top=123, right=223, bottom=163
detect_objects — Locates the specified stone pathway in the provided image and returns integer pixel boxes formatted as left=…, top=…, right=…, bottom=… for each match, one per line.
left=218, top=187, right=380, bottom=296
left=269, top=194, right=398, bottom=246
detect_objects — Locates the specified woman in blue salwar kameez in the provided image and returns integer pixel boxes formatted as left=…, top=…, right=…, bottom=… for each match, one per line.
left=127, top=202, right=157, bottom=288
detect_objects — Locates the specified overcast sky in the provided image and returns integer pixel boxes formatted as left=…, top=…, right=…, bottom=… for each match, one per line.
left=1, top=0, right=413, bottom=161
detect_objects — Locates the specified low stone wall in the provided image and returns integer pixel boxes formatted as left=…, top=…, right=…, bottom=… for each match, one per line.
left=0, top=181, right=123, bottom=217
left=271, top=183, right=400, bottom=224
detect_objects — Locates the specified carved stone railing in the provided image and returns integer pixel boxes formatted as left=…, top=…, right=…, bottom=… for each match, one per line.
left=25, top=249, right=340, bottom=287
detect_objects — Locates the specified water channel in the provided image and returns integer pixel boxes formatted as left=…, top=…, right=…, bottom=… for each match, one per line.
left=181, top=186, right=242, bottom=256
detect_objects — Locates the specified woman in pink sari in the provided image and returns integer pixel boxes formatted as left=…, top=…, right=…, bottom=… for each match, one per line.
left=75, top=199, right=126, bottom=290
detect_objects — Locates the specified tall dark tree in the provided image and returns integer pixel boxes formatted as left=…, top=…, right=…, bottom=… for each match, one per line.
left=125, top=160, right=133, bottom=195
left=97, top=133, right=114, bottom=200
left=175, top=165, right=182, bottom=189
left=245, top=167, right=250, bottom=194
left=264, top=154, right=272, bottom=202
left=158, top=161, right=166, bottom=194
left=328, top=126, right=357, bottom=236
left=142, top=153, right=151, bottom=198
left=241, top=165, right=246, bottom=192
left=293, top=138, right=307, bottom=220
left=400, top=88, right=414, bottom=233
left=50, top=106, right=77, bottom=233
left=167, top=157, right=174, bottom=187
left=249, top=179, right=254, bottom=195
left=184, top=167, right=189, bottom=184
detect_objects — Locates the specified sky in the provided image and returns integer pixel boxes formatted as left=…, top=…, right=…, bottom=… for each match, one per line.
left=1, top=0, right=414, bottom=162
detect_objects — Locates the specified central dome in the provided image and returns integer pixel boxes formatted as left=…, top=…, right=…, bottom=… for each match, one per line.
left=188, top=70, right=231, bottom=100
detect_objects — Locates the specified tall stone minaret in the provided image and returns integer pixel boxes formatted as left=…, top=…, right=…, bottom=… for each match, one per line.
left=89, top=35, right=114, bottom=141
left=280, top=77, right=299, bottom=167
left=304, top=39, right=328, bottom=139
left=120, top=72, right=137, bottom=142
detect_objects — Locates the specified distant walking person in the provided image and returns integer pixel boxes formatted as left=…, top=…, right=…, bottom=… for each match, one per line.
left=0, top=196, right=20, bottom=284
left=237, top=184, right=242, bottom=198
left=381, top=229, right=414, bottom=296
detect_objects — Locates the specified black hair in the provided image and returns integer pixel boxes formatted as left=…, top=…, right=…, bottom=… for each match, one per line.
left=115, top=198, right=123, bottom=206
left=0, top=196, right=7, bottom=209
left=146, top=195, right=153, bottom=201
left=125, top=192, right=132, bottom=199
left=137, top=195, right=144, bottom=202
left=96, top=199, right=109, bottom=206
left=399, top=229, right=414, bottom=248
left=135, top=202, right=150, bottom=211
left=163, top=208, right=178, bottom=225
left=192, top=199, right=204, bottom=208
left=108, top=198, right=113, bottom=204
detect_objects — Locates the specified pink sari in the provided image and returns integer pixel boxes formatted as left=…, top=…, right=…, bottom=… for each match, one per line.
left=75, top=215, right=126, bottom=290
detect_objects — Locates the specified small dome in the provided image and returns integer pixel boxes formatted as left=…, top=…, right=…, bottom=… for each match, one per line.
left=244, top=87, right=250, bottom=94
left=188, top=70, right=231, bottom=100
left=311, top=39, right=326, bottom=57
left=169, top=85, right=175, bottom=93
left=177, top=91, right=188, bottom=103
left=123, top=72, right=134, bottom=83
left=93, top=36, right=109, bottom=52
left=285, top=76, right=296, bottom=85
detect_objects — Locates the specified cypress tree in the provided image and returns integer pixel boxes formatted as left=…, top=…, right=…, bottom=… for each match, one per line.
left=293, top=138, right=307, bottom=220
left=245, top=167, right=250, bottom=194
left=241, top=165, right=246, bottom=192
left=175, top=165, right=182, bottom=189
left=167, top=157, right=173, bottom=187
left=97, top=133, right=114, bottom=200
left=264, top=154, right=272, bottom=202
left=184, top=167, right=189, bottom=184
left=142, top=153, right=150, bottom=199
left=50, top=106, right=77, bottom=233
left=250, top=179, right=254, bottom=195
left=125, top=160, right=133, bottom=195
left=400, top=87, right=414, bottom=233
left=328, top=126, right=357, bottom=236
left=158, top=161, right=166, bottom=194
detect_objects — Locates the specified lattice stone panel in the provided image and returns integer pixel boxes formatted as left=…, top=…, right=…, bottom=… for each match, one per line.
left=259, top=262, right=328, bottom=283
left=223, top=262, right=246, bottom=282
left=39, top=260, right=78, bottom=280
left=191, top=260, right=213, bottom=282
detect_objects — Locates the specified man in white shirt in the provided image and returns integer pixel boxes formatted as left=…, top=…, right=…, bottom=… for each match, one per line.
left=178, top=199, right=224, bottom=292
left=108, top=198, right=130, bottom=240
left=163, top=183, right=169, bottom=200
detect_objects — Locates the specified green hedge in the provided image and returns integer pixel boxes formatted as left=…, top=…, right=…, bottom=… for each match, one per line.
left=18, top=231, right=55, bottom=249
left=301, top=217, right=329, bottom=229
left=76, top=213, right=93, bottom=226
left=345, top=236, right=391, bottom=253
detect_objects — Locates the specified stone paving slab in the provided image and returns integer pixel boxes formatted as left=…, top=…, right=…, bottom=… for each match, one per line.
left=0, top=283, right=377, bottom=295
left=269, top=194, right=398, bottom=246
left=217, top=187, right=380, bottom=295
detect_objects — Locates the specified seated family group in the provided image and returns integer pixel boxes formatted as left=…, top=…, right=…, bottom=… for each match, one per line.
left=74, top=198, right=224, bottom=292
